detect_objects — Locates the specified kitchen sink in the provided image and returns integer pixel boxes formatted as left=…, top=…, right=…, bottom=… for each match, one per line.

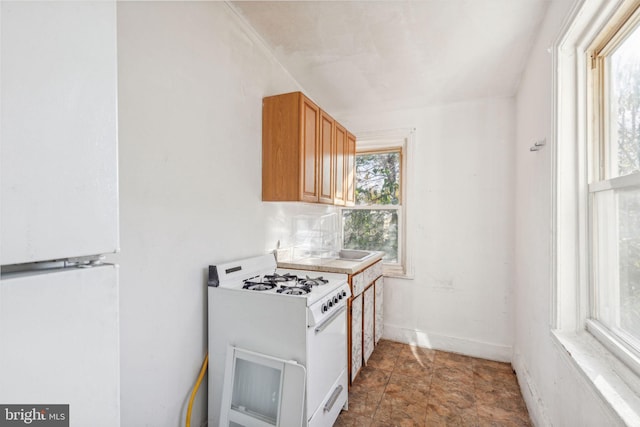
left=337, top=249, right=375, bottom=261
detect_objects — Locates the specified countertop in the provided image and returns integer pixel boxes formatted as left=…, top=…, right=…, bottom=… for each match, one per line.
left=276, top=251, right=384, bottom=275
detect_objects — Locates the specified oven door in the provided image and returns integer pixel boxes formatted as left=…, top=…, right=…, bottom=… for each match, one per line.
left=219, top=346, right=306, bottom=427
left=306, top=304, right=348, bottom=424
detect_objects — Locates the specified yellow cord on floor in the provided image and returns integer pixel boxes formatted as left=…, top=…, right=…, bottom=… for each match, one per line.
left=186, top=352, right=209, bottom=427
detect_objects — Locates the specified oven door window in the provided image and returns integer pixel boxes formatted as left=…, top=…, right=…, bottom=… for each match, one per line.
left=220, top=346, right=306, bottom=427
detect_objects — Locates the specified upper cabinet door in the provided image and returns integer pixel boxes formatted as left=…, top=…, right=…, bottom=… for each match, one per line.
left=319, top=111, right=334, bottom=204
left=300, top=96, right=320, bottom=202
left=263, top=92, right=320, bottom=203
left=1, top=1, right=119, bottom=265
left=334, top=123, right=347, bottom=206
left=346, top=133, right=357, bottom=206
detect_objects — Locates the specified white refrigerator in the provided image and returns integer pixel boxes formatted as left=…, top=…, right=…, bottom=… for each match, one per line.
left=0, top=1, right=120, bottom=426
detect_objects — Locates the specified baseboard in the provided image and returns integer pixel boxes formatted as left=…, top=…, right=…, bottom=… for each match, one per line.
left=512, top=348, right=550, bottom=427
left=382, top=323, right=512, bottom=362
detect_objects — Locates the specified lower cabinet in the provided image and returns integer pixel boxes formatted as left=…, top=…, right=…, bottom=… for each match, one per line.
left=374, top=277, right=384, bottom=344
left=349, top=294, right=363, bottom=382
left=347, top=260, right=383, bottom=386
left=363, top=284, right=375, bottom=364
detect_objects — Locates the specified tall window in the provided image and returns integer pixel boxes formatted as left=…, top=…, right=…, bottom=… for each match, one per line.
left=342, top=150, right=401, bottom=264
left=340, top=127, right=414, bottom=280
left=589, top=6, right=640, bottom=358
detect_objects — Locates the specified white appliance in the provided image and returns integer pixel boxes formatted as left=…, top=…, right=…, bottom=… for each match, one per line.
left=0, top=1, right=120, bottom=426
left=208, top=253, right=350, bottom=427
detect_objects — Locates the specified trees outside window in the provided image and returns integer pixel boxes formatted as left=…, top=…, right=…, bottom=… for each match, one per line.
left=610, top=24, right=640, bottom=178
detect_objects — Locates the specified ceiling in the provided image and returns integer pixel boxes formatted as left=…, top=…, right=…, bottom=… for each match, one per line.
left=230, top=0, right=552, bottom=115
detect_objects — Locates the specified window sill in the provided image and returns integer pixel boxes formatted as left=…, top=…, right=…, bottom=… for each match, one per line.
left=551, top=329, right=640, bottom=425
left=382, top=265, right=413, bottom=279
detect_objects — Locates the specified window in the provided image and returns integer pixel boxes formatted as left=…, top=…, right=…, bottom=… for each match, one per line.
left=588, top=2, right=640, bottom=363
left=553, top=0, right=640, bottom=419
left=341, top=131, right=411, bottom=276
left=343, top=150, right=401, bottom=263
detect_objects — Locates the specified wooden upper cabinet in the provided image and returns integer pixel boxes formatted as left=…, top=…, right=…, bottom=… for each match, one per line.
left=301, top=97, right=320, bottom=202
left=346, top=132, right=356, bottom=206
left=319, top=111, right=334, bottom=204
left=263, top=92, right=319, bottom=202
left=334, top=123, right=347, bottom=206
left=262, top=91, right=355, bottom=206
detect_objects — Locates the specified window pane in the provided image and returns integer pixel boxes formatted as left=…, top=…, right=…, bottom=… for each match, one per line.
left=609, top=23, right=640, bottom=178
left=355, top=152, right=400, bottom=205
left=618, top=189, right=640, bottom=340
left=342, top=209, right=398, bottom=263
left=594, top=187, right=640, bottom=348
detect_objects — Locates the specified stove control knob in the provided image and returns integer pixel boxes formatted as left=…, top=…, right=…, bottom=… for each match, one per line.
left=333, top=296, right=339, bottom=304
left=338, top=293, right=343, bottom=300
left=322, top=304, right=328, bottom=313
left=342, top=290, right=348, bottom=298
left=328, top=300, right=334, bottom=308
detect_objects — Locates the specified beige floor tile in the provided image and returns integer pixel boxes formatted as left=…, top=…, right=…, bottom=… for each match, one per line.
left=477, top=404, right=531, bottom=427
left=374, top=393, right=427, bottom=427
left=398, top=345, right=436, bottom=364
left=366, top=347, right=400, bottom=371
left=336, top=342, right=531, bottom=427
left=347, top=382, right=385, bottom=418
left=375, top=339, right=406, bottom=355
left=434, top=350, right=476, bottom=370
left=334, top=410, right=374, bottom=427
left=425, top=402, right=479, bottom=427
left=353, top=366, right=392, bottom=389
left=384, top=372, right=431, bottom=406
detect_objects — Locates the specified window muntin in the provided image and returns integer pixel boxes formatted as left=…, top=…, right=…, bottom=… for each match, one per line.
left=590, top=8, right=640, bottom=356
left=342, top=149, right=402, bottom=265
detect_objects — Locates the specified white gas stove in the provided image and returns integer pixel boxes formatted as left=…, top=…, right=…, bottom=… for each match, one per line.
left=207, top=253, right=350, bottom=427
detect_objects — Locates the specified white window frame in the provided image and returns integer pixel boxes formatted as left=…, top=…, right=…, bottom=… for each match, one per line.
left=587, top=0, right=640, bottom=374
left=341, top=129, right=414, bottom=278
left=553, top=0, right=640, bottom=423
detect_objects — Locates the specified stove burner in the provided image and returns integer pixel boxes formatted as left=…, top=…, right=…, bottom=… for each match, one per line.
left=242, top=281, right=277, bottom=291
left=263, top=273, right=298, bottom=283
left=243, top=273, right=299, bottom=291
left=277, top=285, right=312, bottom=295
left=242, top=273, right=328, bottom=294
left=298, top=275, right=328, bottom=287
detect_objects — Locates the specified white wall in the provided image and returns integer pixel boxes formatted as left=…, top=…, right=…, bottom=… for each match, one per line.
left=113, top=3, right=305, bottom=426
left=513, top=1, right=622, bottom=425
left=339, top=98, right=516, bottom=362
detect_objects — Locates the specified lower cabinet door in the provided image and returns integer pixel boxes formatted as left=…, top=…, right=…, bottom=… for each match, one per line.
left=350, top=294, right=363, bottom=383
left=363, top=284, right=375, bottom=364
left=375, top=277, right=384, bottom=344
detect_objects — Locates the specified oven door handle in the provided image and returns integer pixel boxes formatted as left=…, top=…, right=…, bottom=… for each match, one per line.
left=314, top=305, right=346, bottom=333
left=323, top=384, right=344, bottom=413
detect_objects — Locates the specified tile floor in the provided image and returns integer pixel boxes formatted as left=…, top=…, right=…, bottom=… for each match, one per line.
left=335, top=340, right=531, bottom=427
